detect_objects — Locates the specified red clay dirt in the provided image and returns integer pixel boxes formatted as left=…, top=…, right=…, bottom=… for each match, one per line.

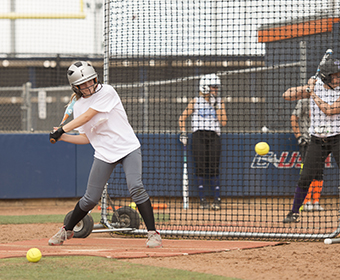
left=0, top=237, right=281, bottom=260
left=1, top=199, right=340, bottom=280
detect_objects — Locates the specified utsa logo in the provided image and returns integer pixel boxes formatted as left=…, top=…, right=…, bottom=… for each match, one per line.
left=198, top=108, right=216, bottom=119
left=251, top=151, right=334, bottom=169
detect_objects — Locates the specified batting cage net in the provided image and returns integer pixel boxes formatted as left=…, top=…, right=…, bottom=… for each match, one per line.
left=1, top=0, right=340, bottom=241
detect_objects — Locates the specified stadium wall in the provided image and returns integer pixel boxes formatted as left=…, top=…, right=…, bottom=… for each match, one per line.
left=0, top=133, right=338, bottom=199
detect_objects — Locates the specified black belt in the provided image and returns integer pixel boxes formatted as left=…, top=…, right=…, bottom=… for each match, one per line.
left=311, top=135, right=339, bottom=144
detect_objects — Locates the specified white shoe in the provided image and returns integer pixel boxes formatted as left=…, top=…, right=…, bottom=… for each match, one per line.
left=304, top=202, right=313, bottom=211
left=313, top=202, right=324, bottom=211
left=48, top=226, right=74, bottom=246
left=146, top=231, right=162, bottom=248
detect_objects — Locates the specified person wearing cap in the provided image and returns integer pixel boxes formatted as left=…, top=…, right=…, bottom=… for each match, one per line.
left=178, top=73, right=227, bottom=210
left=282, top=57, right=340, bottom=223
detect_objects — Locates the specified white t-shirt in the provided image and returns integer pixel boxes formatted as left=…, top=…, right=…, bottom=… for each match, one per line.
left=191, top=96, right=221, bottom=135
left=309, top=79, right=340, bottom=137
left=73, top=84, right=140, bottom=163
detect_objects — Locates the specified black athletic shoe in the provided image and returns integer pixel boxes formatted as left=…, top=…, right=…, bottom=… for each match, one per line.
left=199, top=198, right=210, bottom=209
left=283, top=211, right=300, bottom=223
left=211, top=198, right=221, bottom=210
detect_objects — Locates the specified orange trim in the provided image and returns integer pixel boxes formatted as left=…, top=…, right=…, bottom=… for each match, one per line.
left=97, top=206, right=114, bottom=210
left=258, top=18, right=340, bottom=43
left=152, top=203, right=168, bottom=210
left=97, top=203, right=168, bottom=210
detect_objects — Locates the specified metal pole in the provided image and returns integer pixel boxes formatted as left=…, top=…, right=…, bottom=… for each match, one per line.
left=26, top=82, right=32, bottom=131
left=93, top=1, right=97, bottom=54
left=21, top=82, right=32, bottom=131
left=144, top=85, right=149, bottom=131
left=213, top=0, right=218, bottom=56
left=10, top=0, right=16, bottom=55
left=21, top=83, right=27, bottom=130
left=103, top=0, right=110, bottom=84
left=299, top=41, right=307, bottom=85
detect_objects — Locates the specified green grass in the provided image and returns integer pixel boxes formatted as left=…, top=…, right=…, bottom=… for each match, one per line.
left=0, top=213, right=101, bottom=225
left=0, top=212, right=169, bottom=225
left=154, top=213, right=170, bottom=222
left=0, top=214, right=66, bottom=224
left=0, top=256, right=241, bottom=280
left=0, top=214, right=240, bottom=279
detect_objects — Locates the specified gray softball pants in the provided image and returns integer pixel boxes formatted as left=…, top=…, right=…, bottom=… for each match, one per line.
left=79, top=147, right=149, bottom=212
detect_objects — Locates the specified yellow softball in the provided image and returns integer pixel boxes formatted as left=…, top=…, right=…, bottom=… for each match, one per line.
left=26, top=248, right=42, bottom=263
left=129, top=202, right=137, bottom=210
left=255, top=142, right=270, bottom=156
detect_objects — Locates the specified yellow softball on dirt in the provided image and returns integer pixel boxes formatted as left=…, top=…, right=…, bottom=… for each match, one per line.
left=255, top=142, right=270, bottom=156
left=129, top=202, right=137, bottom=210
left=26, top=248, right=42, bottom=263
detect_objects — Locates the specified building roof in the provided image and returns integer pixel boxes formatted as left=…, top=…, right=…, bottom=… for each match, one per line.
left=258, top=13, right=340, bottom=43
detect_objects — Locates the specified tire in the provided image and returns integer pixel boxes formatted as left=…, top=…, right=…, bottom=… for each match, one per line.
left=111, top=206, right=140, bottom=229
left=63, top=210, right=94, bottom=238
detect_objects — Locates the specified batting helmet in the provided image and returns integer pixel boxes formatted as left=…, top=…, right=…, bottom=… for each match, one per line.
left=67, top=61, right=99, bottom=96
left=199, top=73, right=221, bottom=94
left=319, top=58, right=340, bottom=85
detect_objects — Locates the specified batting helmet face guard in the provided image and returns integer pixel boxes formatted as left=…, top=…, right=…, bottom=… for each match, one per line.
left=67, top=61, right=99, bottom=97
left=319, top=58, right=340, bottom=85
left=199, top=73, right=221, bottom=94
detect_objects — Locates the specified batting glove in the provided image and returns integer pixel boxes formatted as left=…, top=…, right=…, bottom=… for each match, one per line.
left=297, top=136, right=308, bottom=147
left=49, top=127, right=65, bottom=143
left=179, top=132, right=188, bottom=146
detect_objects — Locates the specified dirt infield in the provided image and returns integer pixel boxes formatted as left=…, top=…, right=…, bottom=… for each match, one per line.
left=1, top=199, right=340, bottom=280
left=0, top=237, right=281, bottom=260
